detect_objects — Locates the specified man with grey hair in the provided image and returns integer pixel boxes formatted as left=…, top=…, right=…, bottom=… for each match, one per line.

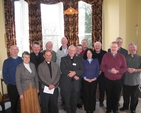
left=120, top=43, right=141, bottom=113
left=56, top=37, right=68, bottom=67
left=2, top=45, right=23, bottom=113
left=42, top=41, right=57, bottom=62
left=93, top=41, right=107, bottom=107
left=59, top=45, right=84, bottom=113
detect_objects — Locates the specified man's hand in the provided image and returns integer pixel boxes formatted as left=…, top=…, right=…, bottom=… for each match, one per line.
left=127, top=68, right=136, bottom=73
left=74, top=76, right=79, bottom=80
left=68, top=71, right=76, bottom=77
left=111, top=68, right=118, bottom=74
left=49, top=84, right=55, bottom=90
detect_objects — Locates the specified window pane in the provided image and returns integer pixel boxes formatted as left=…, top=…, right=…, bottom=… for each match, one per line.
left=14, top=0, right=29, bottom=56
left=41, top=2, right=64, bottom=51
left=78, top=1, right=92, bottom=48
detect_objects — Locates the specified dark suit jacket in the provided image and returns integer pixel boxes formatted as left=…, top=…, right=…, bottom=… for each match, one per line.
left=108, top=47, right=128, bottom=57
left=30, top=52, right=44, bottom=69
left=59, top=55, right=84, bottom=92
left=38, top=61, right=60, bottom=89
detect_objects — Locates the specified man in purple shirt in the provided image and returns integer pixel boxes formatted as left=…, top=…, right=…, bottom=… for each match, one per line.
left=100, top=41, right=127, bottom=113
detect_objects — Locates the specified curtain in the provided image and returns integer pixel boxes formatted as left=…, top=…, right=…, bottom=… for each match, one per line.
left=64, top=0, right=79, bottom=46
left=25, top=0, right=42, bottom=52
left=4, top=0, right=103, bottom=53
left=4, top=0, right=16, bottom=57
left=83, top=0, right=103, bottom=48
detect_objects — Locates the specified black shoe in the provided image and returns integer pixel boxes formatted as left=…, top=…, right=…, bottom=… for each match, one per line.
left=99, top=103, right=104, bottom=107
left=113, top=110, right=119, bottom=113
left=131, top=110, right=136, bottom=113
left=120, top=107, right=128, bottom=111
left=106, top=110, right=111, bottom=113
left=77, top=103, right=82, bottom=108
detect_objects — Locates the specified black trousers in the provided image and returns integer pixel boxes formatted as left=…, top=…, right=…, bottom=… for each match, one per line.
left=82, top=79, right=97, bottom=112
left=122, top=84, right=139, bottom=111
left=97, top=74, right=105, bottom=104
left=105, top=78, right=122, bottom=112
left=62, top=85, right=79, bottom=113
left=40, top=88, right=58, bottom=113
left=7, top=84, right=19, bottom=113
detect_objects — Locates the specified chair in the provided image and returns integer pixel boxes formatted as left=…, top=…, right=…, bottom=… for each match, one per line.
left=0, top=78, right=10, bottom=113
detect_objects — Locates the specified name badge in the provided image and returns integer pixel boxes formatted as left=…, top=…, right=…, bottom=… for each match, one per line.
left=73, top=63, right=76, bottom=66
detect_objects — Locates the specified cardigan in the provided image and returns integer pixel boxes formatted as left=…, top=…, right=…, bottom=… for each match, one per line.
left=82, top=58, right=100, bottom=79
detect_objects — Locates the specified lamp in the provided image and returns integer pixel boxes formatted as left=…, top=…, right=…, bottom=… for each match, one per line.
left=64, top=1, right=78, bottom=15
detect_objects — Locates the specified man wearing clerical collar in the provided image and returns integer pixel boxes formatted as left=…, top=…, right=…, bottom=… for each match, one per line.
left=59, top=45, right=84, bottom=113
left=38, top=50, right=60, bottom=113
left=30, top=41, right=44, bottom=69
left=100, top=41, right=127, bottom=113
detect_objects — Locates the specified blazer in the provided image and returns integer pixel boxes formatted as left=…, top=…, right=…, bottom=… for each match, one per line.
left=38, top=61, right=60, bottom=88
left=16, top=62, right=39, bottom=95
left=59, top=55, right=84, bottom=92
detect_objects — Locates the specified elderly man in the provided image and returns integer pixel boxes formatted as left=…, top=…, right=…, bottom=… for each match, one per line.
left=120, top=43, right=141, bottom=113
left=38, top=50, right=60, bottom=113
left=56, top=37, right=68, bottom=66
left=2, top=45, right=23, bottom=113
left=93, top=41, right=107, bottom=107
left=43, top=41, right=57, bottom=62
left=59, top=45, right=84, bottom=113
left=101, top=41, right=127, bottom=113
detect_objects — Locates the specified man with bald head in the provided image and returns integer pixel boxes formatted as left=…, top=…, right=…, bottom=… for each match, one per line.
left=59, top=45, right=84, bottom=113
left=2, top=45, right=23, bottom=113
left=56, top=37, right=68, bottom=66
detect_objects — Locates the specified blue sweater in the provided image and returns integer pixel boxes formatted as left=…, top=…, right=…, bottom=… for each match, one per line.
left=2, top=57, right=22, bottom=85
left=82, top=58, right=100, bottom=79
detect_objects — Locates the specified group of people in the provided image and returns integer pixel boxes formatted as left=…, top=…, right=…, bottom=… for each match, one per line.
left=2, top=36, right=141, bottom=113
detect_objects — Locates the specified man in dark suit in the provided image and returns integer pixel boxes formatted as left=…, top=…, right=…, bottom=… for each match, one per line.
left=59, top=45, right=84, bottom=113
left=108, top=37, right=128, bottom=56
left=30, top=41, right=44, bottom=69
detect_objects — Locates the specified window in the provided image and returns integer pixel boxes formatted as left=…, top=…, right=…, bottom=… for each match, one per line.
left=14, top=0, right=29, bottom=56
left=78, top=1, right=92, bottom=48
left=41, top=2, right=64, bottom=51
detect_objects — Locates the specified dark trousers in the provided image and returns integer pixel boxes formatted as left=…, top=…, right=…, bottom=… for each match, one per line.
left=40, top=88, right=58, bottom=113
left=7, top=84, right=19, bottom=113
left=82, top=79, right=97, bottom=112
left=122, top=84, right=139, bottom=111
left=105, top=78, right=122, bottom=112
left=97, top=74, right=105, bottom=104
left=62, top=85, right=78, bottom=113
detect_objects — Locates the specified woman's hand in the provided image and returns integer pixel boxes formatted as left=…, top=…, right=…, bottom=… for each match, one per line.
left=37, top=89, right=39, bottom=93
left=20, top=95, right=23, bottom=100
